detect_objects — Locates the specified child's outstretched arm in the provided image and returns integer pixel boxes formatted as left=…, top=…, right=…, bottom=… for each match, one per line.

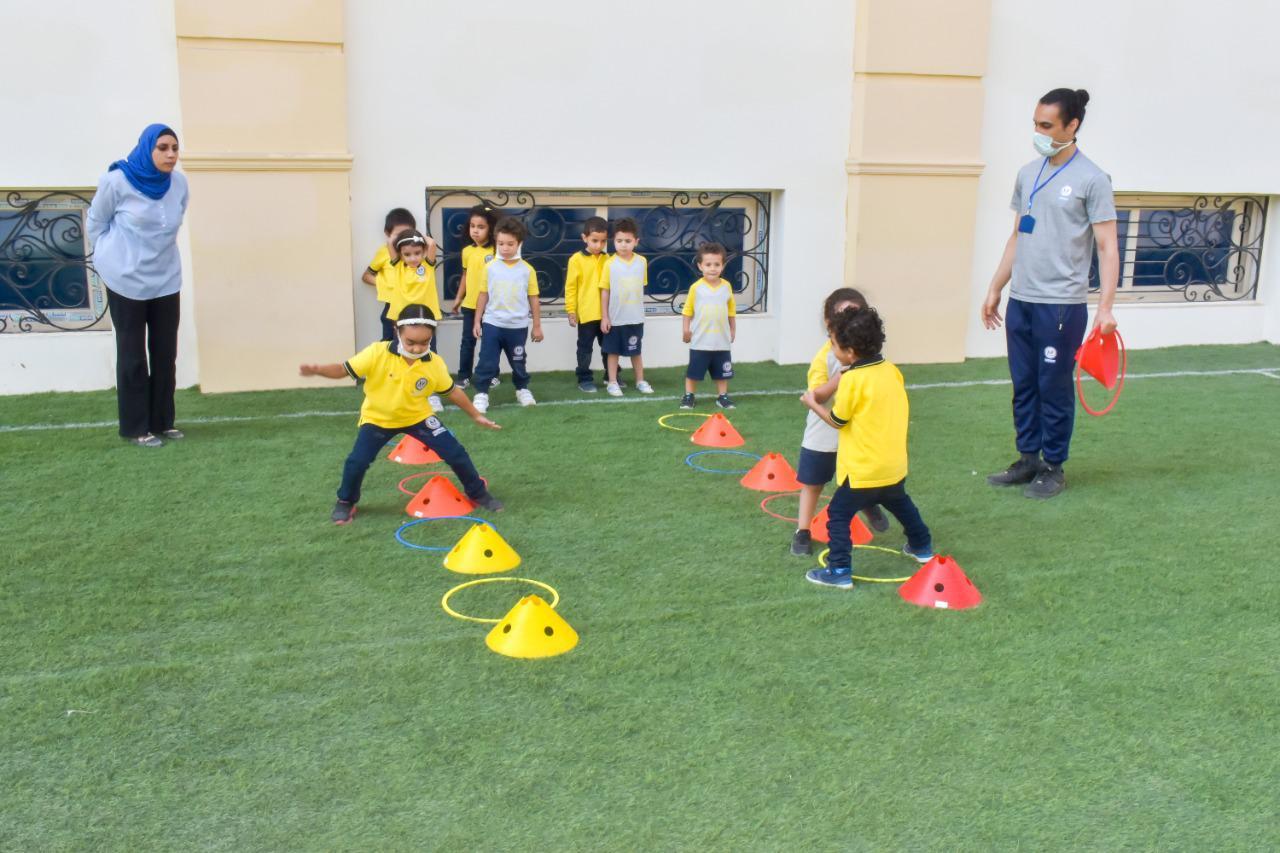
left=447, top=386, right=501, bottom=430
left=299, top=363, right=349, bottom=380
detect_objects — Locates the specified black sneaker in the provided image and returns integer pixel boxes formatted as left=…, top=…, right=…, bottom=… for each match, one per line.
left=716, top=394, right=736, bottom=409
left=1024, top=464, right=1066, bottom=500
left=986, top=453, right=1042, bottom=486
left=578, top=381, right=597, bottom=393
left=457, top=377, right=470, bottom=390
left=331, top=500, right=357, bottom=525
left=862, top=504, right=890, bottom=533
left=790, top=529, right=813, bottom=557
left=474, top=492, right=505, bottom=512
left=679, top=393, right=696, bottom=410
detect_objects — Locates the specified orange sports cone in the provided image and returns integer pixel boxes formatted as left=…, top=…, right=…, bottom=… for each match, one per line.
left=690, top=412, right=745, bottom=448
left=387, top=435, right=441, bottom=464
left=898, top=555, right=981, bottom=610
left=1074, top=328, right=1127, bottom=416
left=485, top=594, right=578, bottom=659
left=740, top=452, right=802, bottom=492
left=404, top=475, right=476, bottom=518
left=809, top=505, right=873, bottom=545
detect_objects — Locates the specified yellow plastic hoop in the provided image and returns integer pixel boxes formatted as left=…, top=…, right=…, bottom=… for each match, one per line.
left=441, top=577, right=561, bottom=624
left=816, top=546, right=913, bottom=583
left=657, top=412, right=712, bottom=433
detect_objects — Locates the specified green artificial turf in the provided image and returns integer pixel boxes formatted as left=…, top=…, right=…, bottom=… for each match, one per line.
left=2, top=344, right=1278, bottom=850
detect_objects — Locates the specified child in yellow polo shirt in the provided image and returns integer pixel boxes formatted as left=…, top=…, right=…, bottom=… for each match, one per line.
left=299, top=303, right=503, bottom=525
left=799, top=307, right=935, bottom=588
left=564, top=216, right=609, bottom=393
left=449, top=204, right=498, bottom=390
left=361, top=207, right=416, bottom=341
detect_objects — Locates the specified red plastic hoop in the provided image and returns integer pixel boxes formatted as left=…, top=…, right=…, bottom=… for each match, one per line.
left=760, top=492, right=800, bottom=523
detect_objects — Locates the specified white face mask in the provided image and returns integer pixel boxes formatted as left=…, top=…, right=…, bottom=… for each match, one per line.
left=1033, top=132, right=1073, bottom=158
left=397, top=337, right=428, bottom=359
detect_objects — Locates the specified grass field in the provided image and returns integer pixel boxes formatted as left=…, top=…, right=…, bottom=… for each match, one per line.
left=2, top=343, right=1278, bottom=850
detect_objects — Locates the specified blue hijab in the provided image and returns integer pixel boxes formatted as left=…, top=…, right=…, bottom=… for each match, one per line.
left=109, top=124, right=177, bottom=200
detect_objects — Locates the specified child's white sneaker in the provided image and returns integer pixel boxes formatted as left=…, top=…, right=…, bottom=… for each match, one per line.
left=606, top=382, right=623, bottom=397
left=473, top=392, right=489, bottom=414
left=516, top=388, right=536, bottom=407
left=635, top=380, right=654, bottom=394
left=428, top=395, right=443, bottom=413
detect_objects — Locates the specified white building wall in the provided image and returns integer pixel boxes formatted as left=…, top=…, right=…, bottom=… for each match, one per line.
left=345, top=0, right=856, bottom=372
left=0, top=0, right=199, bottom=395
left=968, top=0, right=1280, bottom=359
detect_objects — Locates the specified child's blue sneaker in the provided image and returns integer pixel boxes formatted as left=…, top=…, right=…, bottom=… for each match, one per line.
left=805, top=567, right=853, bottom=589
left=902, top=542, right=935, bottom=564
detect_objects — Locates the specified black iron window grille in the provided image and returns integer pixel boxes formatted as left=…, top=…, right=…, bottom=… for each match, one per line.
left=1089, top=194, right=1267, bottom=302
left=0, top=190, right=109, bottom=333
left=424, top=189, right=771, bottom=316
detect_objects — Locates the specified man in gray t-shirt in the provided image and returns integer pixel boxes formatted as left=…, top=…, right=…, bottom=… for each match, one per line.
left=980, top=88, right=1120, bottom=499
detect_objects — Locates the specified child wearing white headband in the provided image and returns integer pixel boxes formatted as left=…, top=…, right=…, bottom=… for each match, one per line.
left=299, top=303, right=504, bottom=525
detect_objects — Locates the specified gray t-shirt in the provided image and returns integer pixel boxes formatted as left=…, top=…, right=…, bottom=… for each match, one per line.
left=1009, top=150, right=1116, bottom=304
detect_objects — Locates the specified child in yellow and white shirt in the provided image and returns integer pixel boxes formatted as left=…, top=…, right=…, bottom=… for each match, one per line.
left=680, top=242, right=736, bottom=410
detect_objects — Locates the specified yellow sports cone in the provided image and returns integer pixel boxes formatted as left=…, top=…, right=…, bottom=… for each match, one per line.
left=442, top=523, right=521, bottom=575
left=485, top=594, right=578, bottom=659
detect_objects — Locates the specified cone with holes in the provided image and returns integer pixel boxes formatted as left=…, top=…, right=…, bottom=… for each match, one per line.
left=485, top=594, right=578, bottom=659
left=387, top=435, right=441, bottom=464
left=404, top=475, right=476, bottom=518
left=740, top=452, right=802, bottom=492
left=442, top=522, right=520, bottom=574
left=809, top=505, right=874, bottom=545
left=689, top=412, right=745, bottom=448
left=898, top=555, right=981, bottom=610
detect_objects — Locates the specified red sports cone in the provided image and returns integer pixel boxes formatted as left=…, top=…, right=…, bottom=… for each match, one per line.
left=898, top=555, right=981, bottom=610
left=809, top=505, right=873, bottom=545
left=690, top=412, right=745, bottom=448
left=404, top=475, right=476, bottom=518
left=1075, top=327, right=1123, bottom=389
left=740, top=452, right=802, bottom=492
left=387, top=435, right=442, bottom=464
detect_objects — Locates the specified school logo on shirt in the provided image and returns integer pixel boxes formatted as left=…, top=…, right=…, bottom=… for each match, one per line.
left=415, top=378, right=428, bottom=391
left=1044, top=346, right=1058, bottom=364
left=1060, top=186, right=1073, bottom=196
left=484, top=254, right=494, bottom=263
left=416, top=264, right=426, bottom=276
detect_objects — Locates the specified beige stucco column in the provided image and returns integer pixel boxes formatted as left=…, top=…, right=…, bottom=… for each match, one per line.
left=845, top=0, right=991, bottom=363
left=174, top=0, right=355, bottom=393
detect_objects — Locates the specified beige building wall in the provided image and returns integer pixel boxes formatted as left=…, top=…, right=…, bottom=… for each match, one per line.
left=846, top=0, right=991, bottom=364
left=174, top=0, right=354, bottom=393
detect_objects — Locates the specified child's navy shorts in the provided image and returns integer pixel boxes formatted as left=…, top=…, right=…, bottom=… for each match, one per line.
left=687, top=349, right=734, bottom=381
left=796, top=447, right=837, bottom=486
left=602, top=323, right=644, bottom=356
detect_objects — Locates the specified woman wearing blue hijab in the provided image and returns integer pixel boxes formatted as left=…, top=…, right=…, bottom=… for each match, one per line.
left=86, top=124, right=190, bottom=447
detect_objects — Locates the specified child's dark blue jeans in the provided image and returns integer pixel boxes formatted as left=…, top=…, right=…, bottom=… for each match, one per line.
left=337, top=417, right=486, bottom=504
left=473, top=323, right=530, bottom=391
left=827, top=477, right=931, bottom=571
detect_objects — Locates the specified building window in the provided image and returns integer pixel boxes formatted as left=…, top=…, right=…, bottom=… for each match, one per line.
left=1090, top=194, right=1267, bottom=303
left=0, top=190, right=109, bottom=333
left=424, top=189, right=771, bottom=316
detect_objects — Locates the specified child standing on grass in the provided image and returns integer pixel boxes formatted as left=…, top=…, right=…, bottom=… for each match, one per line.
left=680, top=242, right=736, bottom=410
left=565, top=216, right=610, bottom=393
left=382, top=229, right=443, bottom=411
left=449, top=204, right=500, bottom=391
left=790, top=288, right=889, bottom=557
left=361, top=207, right=417, bottom=342
left=599, top=217, right=653, bottom=397
left=799, top=308, right=934, bottom=589
left=300, top=303, right=503, bottom=525
left=471, top=217, right=542, bottom=413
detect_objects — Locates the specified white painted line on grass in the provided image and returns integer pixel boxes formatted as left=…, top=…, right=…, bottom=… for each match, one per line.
left=2, top=366, right=1277, bottom=434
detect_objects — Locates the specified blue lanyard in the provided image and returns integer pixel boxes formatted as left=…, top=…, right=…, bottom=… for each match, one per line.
left=1026, top=148, right=1079, bottom=212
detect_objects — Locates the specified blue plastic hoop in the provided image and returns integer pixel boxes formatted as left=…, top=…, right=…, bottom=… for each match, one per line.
left=684, top=449, right=763, bottom=475
left=395, top=515, right=494, bottom=552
